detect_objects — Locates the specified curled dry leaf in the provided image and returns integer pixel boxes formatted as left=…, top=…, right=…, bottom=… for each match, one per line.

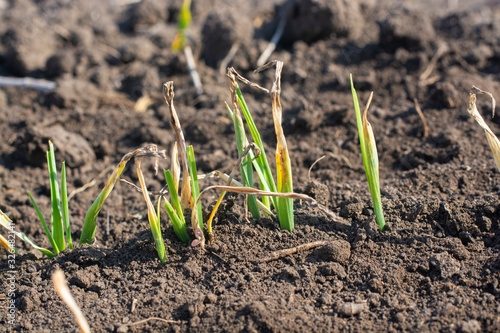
left=467, top=86, right=500, bottom=170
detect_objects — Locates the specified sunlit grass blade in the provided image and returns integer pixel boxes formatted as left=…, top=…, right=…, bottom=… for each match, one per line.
left=136, top=156, right=166, bottom=263
left=61, top=161, right=72, bottom=249
left=467, top=86, right=500, bottom=170
left=163, top=82, right=192, bottom=211
left=351, top=74, right=386, bottom=232
left=164, top=169, right=190, bottom=243
left=28, top=192, right=59, bottom=254
left=187, top=145, right=203, bottom=231
left=225, top=102, right=260, bottom=219
left=47, top=141, right=65, bottom=251
left=1, top=209, right=55, bottom=257
left=80, top=146, right=150, bottom=245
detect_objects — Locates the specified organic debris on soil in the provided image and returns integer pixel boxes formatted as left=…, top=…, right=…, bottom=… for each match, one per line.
left=2, top=0, right=500, bottom=332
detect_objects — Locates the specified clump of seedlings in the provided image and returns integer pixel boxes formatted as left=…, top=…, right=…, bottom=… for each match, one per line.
left=223, top=61, right=295, bottom=232
left=1, top=62, right=346, bottom=262
left=350, top=75, right=386, bottom=232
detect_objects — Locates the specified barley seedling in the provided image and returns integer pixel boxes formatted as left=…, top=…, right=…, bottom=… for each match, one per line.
left=28, top=141, right=73, bottom=254
left=350, top=75, right=386, bottom=232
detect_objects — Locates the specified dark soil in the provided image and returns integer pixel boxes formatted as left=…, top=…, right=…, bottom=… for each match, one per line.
left=2, top=0, right=500, bottom=332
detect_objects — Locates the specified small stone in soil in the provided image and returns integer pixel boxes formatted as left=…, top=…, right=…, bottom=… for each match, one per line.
left=312, top=240, right=351, bottom=263
left=336, top=302, right=368, bottom=317
left=429, top=252, right=461, bottom=279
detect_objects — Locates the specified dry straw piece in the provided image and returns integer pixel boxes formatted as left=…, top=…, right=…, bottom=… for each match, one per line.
left=467, top=86, right=500, bottom=170
left=52, top=270, right=91, bottom=333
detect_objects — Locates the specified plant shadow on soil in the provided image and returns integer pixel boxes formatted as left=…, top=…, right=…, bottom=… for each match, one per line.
left=2, top=0, right=500, bottom=332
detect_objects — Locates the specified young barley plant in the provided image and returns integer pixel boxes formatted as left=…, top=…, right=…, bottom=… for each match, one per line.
left=28, top=141, right=73, bottom=255
left=350, top=75, right=386, bottom=231
left=226, top=61, right=295, bottom=231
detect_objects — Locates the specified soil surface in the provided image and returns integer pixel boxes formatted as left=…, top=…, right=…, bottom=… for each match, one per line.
left=2, top=0, right=500, bottom=332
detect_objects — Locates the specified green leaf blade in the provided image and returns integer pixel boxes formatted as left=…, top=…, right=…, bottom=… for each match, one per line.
left=187, top=146, right=203, bottom=230
left=28, top=192, right=59, bottom=254
left=164, top=170, right=190, bottom=243
left=61, top=161, right=73, bottom=249
left=47, top=143, right=65, bottom=251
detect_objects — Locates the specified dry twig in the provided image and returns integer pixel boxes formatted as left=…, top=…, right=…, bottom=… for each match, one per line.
left=124, top=317, right=182, bottom=326
left=259, top=240, right=333, bottom=262
left=413, top=98, right=429, bottom=138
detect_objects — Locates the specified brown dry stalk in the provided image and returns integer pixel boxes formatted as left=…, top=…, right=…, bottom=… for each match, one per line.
left=413, top=98, right=429, bottom=139
left=195, top=184, right=349, bottom=223
left=124, top=317, right=182, bottom=326
left=269, top=60, right=292, bottom=191
left=52, top=270, right=91, bottom=333
left=192, top=184, right=313, bottom=235
left=308, top=155, right=326, bottom=181
left=227, top=67, right=269, bottom=93
left=163, top=82, right=192, bottom=210
left=259, top=240, right=333, bottom=263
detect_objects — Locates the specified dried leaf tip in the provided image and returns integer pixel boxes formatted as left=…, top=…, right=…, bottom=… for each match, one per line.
left=362, top=92, right=374, bottom=126
left=163, top=81, right=174, bottom=106
left=470, top=85, right=496, bottom=118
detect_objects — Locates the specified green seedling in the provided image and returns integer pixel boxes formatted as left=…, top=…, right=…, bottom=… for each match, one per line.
left=467, top=86, right=500, bottom=170
left=227, top=67, right=276, bottom=214
left=80, top=145, right=158, bottom=245
left=28, top=141, right=72, bottom=255
left=226, top=96, right=260, bottom=220
left=171, top=0, right=203, bottom=96
left=135, top=147, right=167, bottom=263
left=350, top=75, right=386, bottom=232
left=171, top=0, right=191, bottom=52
